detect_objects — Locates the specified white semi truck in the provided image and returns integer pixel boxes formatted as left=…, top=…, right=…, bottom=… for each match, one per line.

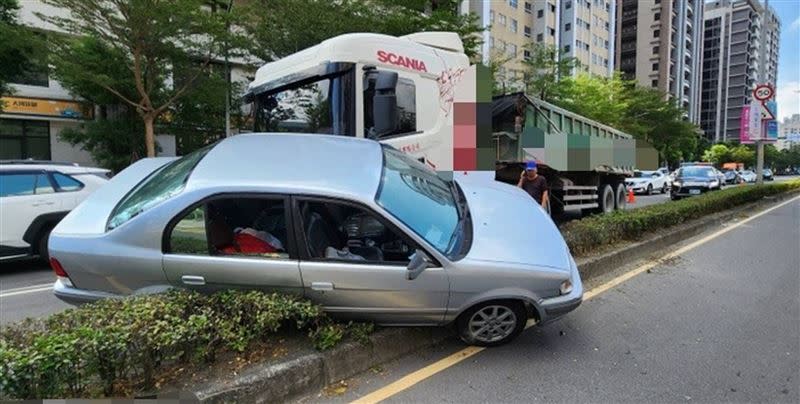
left=243, top=32, right=655, bottom=215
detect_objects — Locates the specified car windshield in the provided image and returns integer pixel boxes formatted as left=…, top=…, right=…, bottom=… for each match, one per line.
left=375, top=146, right=459, bottom=255
left=633, top=171, right=654, bottom=178
left=679, top=166, right=716, bottom=178
left=107, top=146, right=212, bottom=230
left=252, top=69, right=355, bottom=136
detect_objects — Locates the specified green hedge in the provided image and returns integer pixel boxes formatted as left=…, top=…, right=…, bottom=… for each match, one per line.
left=0, top=290, right=367, bottom=399
left=562, top=180, right=800, bottom=256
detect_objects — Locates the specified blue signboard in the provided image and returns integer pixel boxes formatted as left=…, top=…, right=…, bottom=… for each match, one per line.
left=766, top=120, right=778, bottom=141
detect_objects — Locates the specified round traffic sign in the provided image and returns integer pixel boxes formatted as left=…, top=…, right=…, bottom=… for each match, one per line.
left=754, top=84, right=773, bottom=101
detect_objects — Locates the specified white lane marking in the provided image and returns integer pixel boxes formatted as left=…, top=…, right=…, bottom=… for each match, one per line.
left=0, top=283, right=53, bottom=298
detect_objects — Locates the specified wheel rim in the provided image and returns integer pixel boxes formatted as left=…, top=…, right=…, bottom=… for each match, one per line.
left=604, top=188, right=614, bottom=212
left=468, top=305, right=517, bottom=343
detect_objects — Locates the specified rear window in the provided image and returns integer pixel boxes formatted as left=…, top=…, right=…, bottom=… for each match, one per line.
left=107, top=146, right=212, bottom=230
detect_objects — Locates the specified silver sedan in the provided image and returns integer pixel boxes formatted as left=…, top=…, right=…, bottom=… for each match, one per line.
left=49, top=134, right=582, bottom=346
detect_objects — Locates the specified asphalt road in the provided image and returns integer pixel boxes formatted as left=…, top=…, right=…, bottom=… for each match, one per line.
left=304, top=197, right=800, bottom=403
left=0, top=258, right=70, bottom=324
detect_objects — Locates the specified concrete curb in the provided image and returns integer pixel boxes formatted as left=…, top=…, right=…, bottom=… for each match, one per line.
left=182, top=191, right=799, bottom=403
left=192, top=327, right=451, bottom=403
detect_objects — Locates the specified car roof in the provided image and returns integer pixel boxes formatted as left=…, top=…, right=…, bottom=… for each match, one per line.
left=0, top=163, right=109, bottom=174
left=188, top=133, right=384, bottom=201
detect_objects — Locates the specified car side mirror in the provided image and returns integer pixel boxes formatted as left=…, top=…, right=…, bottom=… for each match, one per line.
left=372, top=71, right=398, bottom=138
left=407, top=249, right=433, bottom=280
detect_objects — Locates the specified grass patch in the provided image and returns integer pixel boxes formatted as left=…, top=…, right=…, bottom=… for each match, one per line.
left=561, top=180, right=800, bottom=256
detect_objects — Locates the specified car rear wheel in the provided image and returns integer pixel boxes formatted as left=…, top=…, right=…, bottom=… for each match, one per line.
left=37, top=226, right=52, bottom=263
left=457, top=300, right=527, bottom=347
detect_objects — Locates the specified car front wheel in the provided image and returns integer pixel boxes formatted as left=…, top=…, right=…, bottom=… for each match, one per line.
left=646, top=184, right=653, bottom=195
left=457, top=300, right=527, bottom=347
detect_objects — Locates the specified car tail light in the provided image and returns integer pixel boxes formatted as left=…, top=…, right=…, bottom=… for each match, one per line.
left=50, top=257, right=69, bottom=278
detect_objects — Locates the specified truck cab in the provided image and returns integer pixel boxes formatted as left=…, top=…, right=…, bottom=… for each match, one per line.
left=244, top=32, right=474, bottom=173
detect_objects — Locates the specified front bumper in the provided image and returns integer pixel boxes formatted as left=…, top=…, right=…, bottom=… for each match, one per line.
left=53, top=277, right=118, bottom=305
left=537, top=257, right=583, bottom=324
left=626, top=183, right=650, bottom=193
left=671, top=184, right=715, bottom=197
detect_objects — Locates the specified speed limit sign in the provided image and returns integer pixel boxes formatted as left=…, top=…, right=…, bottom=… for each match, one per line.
left=754, top=84, right=774, bottom=101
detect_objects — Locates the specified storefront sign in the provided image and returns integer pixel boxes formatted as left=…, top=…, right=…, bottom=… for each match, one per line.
left=0, top=96, right=93, bottom=119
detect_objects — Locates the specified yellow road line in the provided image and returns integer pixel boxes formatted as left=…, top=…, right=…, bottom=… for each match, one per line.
left=351, top=195, right=800, bottom=404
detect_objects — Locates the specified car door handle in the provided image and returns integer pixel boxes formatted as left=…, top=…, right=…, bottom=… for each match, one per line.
left=181, top=275, right=206, bottom=286
left=311, top=282, right=334, bottom=291
left=32, top=201, right=55, bottom=207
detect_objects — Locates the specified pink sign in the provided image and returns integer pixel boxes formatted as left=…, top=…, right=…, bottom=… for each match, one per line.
left=740, top=105, right=752, bottom=143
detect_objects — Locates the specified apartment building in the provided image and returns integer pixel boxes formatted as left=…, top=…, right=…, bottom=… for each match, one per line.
left=462, top=0, right=616, bottom=90
left=615, top=0, right=704, bottom=123
left=699, top=0, right=780, bottom=143
left=777, top=114, right=800, bottom=151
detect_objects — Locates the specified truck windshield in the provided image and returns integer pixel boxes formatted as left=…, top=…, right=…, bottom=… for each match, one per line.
left=252, top=69, right=355, bottom=136
left=376, top=146, right=460, bottom=256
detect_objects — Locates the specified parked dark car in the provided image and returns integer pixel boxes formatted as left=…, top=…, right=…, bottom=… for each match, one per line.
left=671, top=165, right=723, bottom=200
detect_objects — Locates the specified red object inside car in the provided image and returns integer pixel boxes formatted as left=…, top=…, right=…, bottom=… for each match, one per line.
left=220, top=233, right=278, bottom=254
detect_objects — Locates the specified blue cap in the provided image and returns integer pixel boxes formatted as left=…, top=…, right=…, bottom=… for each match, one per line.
left=525, top=161, right=537, bottom=170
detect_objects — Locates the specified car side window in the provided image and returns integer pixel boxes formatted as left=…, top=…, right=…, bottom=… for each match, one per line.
left=297, top=199, right=415, bottom=265
left=0, top=173, right=37, bottom=197
left=168, top=196, right=291, bottom=260
left=52, top=173, right=84, bottom=191
left=34, top=174, right=55, bottom=194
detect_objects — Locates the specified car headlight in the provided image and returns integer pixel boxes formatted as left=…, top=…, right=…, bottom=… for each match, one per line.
left=709, top=180, right=719, bottom=187
left=672, top=181, right=682, bottom=187
left=560, top=280, right=573, bottom=295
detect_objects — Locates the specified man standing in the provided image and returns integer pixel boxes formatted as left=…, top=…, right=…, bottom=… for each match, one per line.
left=517, top=161, right=549, bottom=210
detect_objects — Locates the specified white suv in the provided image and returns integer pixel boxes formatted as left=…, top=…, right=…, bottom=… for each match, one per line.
left=0, top=161, right=110, bottom=261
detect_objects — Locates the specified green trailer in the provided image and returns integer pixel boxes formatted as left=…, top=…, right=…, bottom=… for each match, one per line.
left=492, top=93, right=659, bottom=215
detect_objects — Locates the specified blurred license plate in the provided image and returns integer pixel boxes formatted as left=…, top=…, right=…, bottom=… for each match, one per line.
left=690, top=189, right=701, bottom=195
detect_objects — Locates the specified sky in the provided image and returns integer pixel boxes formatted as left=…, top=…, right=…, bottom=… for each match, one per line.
left=770, top=0, right=800, bottom=121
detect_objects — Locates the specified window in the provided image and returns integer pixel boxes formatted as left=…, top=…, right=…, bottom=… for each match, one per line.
left=537, top=9, right=543, bottom=18
left=654, top=29, right=660, bottom=38
left=654, top=46, right=660, bottom=54
left=498, top=14, right=506, bottom=25
left=51, top=173, right=83, bottom=192
left=253, top=66, right=355, bottom=136
left=510, top=19, right=517, bottom=33
left=168, top=197, right=290, bottom=259
left=509, top=0, right=518, bottom=8
left=537, top=33, right=543, bottom=42
left=654, top=13, right=660, bottom=21
left=566, top=1, right=572, bottom=9
left=565, top=23, right=571, bottom=31
left=549, top=27, right=555, bottom=36
left=298, top=199, right=416, bottom=264
left=550, top=4, right=556, bottom=12
left=605, top=21, right=610, bottom=31
left=652, top=79, right=659, bottom=87
left=109, top=145, right=212, bottom=230
left=523, top=49, right=532, bottom=60
left=525, top=2, right=532, bottom=13
left=508, top=44, right=517, bottom=57
left=490, top=10, right=494, bottom=22
left=565, top=44, right=571, bottom=52
left=364, top=75, right=416, bottom=139
left=376, top=146, right=462, bottom=257
left=0, top=119, right=50, bottom=160
left=524, top=26, right=532, bottom=37
left=593, top=35, right=598, bottom=45
left=0, top=174, right=36, bottom=197
left=652, top=62, right=659, bottom=71
left=592, top=53, right=597, bottom=64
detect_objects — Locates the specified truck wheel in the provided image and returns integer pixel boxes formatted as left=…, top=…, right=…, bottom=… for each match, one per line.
left=598, top=184, right=615, bottom=214
left=615, top=183, right=627, bottom=210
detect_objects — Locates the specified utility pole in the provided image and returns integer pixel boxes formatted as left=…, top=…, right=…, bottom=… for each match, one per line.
left=756, top=139, right=764, bottom=184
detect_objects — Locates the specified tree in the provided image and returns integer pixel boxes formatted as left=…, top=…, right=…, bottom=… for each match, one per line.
left=702, top=144, right=731, bottom=166
left=729, top=145, right=755, bottom=167
left=0, top=0, right=44, bottom=112
left=39, top=0, right=243, bottom=157
left=241, top=0, right=483, bottom=62
left=554, top=72, right=629, bottom=127
left=520, top=44, right=579, bottom=101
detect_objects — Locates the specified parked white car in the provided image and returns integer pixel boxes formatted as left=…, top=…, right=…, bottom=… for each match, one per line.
left=625, top=170, right=670, bottom=195
left=739, top=170, right=757, bottom=183
left=0, top=161, right=109, bottom=261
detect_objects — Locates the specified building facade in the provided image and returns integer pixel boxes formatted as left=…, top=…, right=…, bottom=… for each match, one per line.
left=463, top=0, right=616, bottom=90
left=699, top=0, right=780, bottom=143
left=615, top=0, right=704, bottom=123
left=777, top=114, right=800, bottom=151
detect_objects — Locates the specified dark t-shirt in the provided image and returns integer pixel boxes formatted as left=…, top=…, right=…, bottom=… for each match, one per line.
left=521, top=175, right=548, bottom=204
